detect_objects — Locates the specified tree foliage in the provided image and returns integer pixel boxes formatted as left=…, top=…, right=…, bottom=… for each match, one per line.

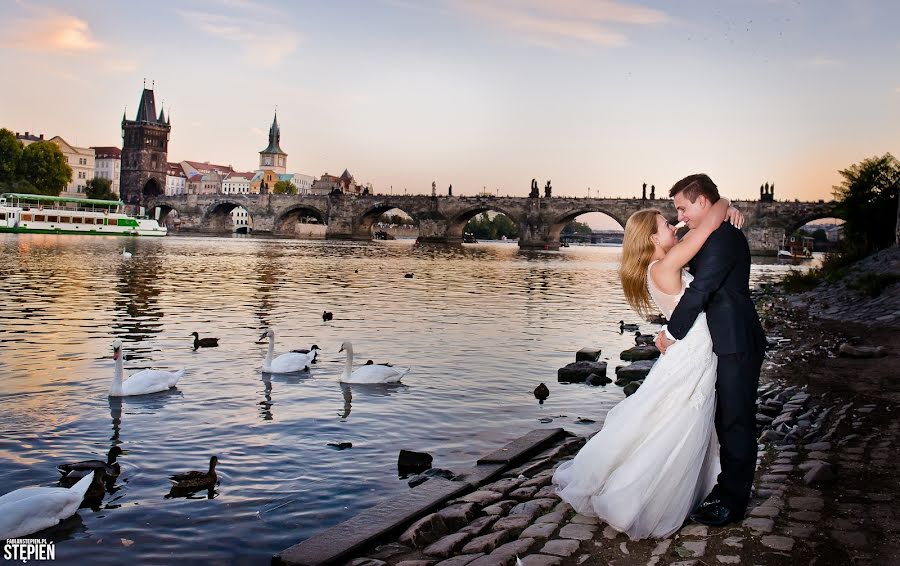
left=0, top=128, right=22, bottom=183
left=273, top=180, right=297, bottom=195
left=562, top=220, right=592, bottom=235
left=85, top=177, right=117, bottom=200
left=833, top=153, right=899, bottom=252
left=3, top=141, right=72, bottom=196
left=465, top=212, right=519, bottom=240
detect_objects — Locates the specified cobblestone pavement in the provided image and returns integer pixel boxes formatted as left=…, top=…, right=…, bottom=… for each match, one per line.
left=343, top=386, right=898, bottom=566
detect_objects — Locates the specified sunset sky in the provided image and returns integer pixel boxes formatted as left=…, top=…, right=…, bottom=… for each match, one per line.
left=1, top=0, right=898, bottom=204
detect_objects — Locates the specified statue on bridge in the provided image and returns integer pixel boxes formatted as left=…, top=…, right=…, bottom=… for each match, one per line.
left=529, top=178, right=540, bottom=198
left=544, top=180, right=552, bottom=198
left=642, top=182, right=647, bottom=200
left=432, top=181, right=437, bottom=198
left=760, top=182, right=775, bottom=202
left=650, top=185, right=656, bottom=200
left=448, top=184, right=452, bottom=196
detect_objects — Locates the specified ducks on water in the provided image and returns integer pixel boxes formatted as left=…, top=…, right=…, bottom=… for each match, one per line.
left=290, top=344, right=321, bottom=363
left=57, top=446, right=122, bottom=481
left=259, top=329, right=315, bottom=373
left=619, top=320, right=640, bottom=332
left=0, top=471, right=95, bottom=539
left=169, top=456, right=218, bottom=490
left=339, top=341, right=409, bottom=384
left=634, top=331, right=655, bottom=346
left=191, top=332, right=219, bottom=349
left=322, top=311, right=333, bottom=322
left=122, top=249, right=132, bottom=259
left=534, top=382, right=550, bottom=404
left=109, top=339, right=185, bottom=397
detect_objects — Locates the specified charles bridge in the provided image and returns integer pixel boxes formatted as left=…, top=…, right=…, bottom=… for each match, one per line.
left=144, top=193, right=840, bottom=253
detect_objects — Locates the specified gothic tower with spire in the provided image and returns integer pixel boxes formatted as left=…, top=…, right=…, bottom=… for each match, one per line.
left=120, top=86, right=171, bottom=205
left=259, top=113, right=287, bottom=174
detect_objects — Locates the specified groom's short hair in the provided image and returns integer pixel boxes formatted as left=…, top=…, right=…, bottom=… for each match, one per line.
left=669, top=174, right=720, bottom=204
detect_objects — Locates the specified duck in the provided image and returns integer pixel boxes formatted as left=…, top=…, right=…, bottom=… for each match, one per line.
left=169, top=456, right=218, bottom=490
left=404, top=273, right=414, bottom=278
left=122, top=249, right=132, bottom=259
left=534, top=382, right=550, bottom=403
left=290, top=344, right=321, bottom=363
left=0, top=471, right=94, bottom=539
left=339, top=341, right=409, bottom=384
left=109, top=339, right=185, bottom=397
left=322, top=311, right=333, bottom=322
left=634, top=331, right=655, bottom=346
left=619, top=320, right=640, bottom=332
left=57, top=446, right=122, bottom=480
left=647, top=313, right=667, bottom=325
left=259, top=329, right=315, bottom=373
left=190, top=332, right=219, bottom=349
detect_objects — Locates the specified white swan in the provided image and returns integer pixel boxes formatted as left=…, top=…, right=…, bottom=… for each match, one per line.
left=122, top=249, right=132, bottom=259
left=109, top=339, right=184, bottom=397
left=339, top=340, right=409, bottom=384
left=259, top=329, right=315, bottom=373
left=0, top=471, right=94, bottom=539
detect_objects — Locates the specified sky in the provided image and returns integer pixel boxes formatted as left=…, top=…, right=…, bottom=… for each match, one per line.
left=1, top=0, right=898, bottom=213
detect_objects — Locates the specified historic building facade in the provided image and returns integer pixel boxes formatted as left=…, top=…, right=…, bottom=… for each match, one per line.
left=259, top=113, right=287, bottom=174
left=91, top=146, right=121, bottom=196
left=120, top=87, right=170, bottom=205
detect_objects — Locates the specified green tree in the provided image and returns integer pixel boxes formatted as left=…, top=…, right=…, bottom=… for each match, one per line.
left=811, top=228, right=828, bottom=242
left=833, top=153, right=900, bottom=252
left=562, top=220, right=592, bottom=235
left=465, top=212, right=518, bottom=239
left=0, top=128, right=23, bottom=183
left=273, top=180, right=297, bottom=195
left=17, top=141, right=71, bottom=196
left=85, top=177, right=117, bottom=200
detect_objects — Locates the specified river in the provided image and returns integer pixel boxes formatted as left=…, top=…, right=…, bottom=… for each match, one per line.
left=0, top=233, right=803, bottom=564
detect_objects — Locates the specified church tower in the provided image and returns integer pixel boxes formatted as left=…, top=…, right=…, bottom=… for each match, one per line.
left=120, top=86, right=170, bottom=205
left=259, top=112, right=287, bottom=174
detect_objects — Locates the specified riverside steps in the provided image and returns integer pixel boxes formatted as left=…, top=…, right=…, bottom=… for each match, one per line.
left=274, top=429, right=569, bottom=566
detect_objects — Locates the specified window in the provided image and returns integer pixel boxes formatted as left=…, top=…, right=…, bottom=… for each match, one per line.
left=46, top=215, right=58, bottom=223
left=0, top=212, right=6, bottom=220
left=72, top=217, right=83, bottom=224
left=22, top=214, right=32, bottom=221
left=33, top=214, right=45, bottom=222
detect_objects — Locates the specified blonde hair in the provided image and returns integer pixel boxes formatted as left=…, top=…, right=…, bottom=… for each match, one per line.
left=620, top=208, right=661, bottom=319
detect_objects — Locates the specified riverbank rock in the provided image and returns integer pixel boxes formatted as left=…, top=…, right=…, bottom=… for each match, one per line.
left=614, top=360, right=655, bottom=383
left=398, top=450, right=433, bottom=477
left=838, top=343, right=888, bottom=358
left=558, top=361, right=607, bottom=383
left=623, top=380, right=643, bottom=396
left=585, top=373, right=611, bottom=386
left=619, top=345, right=661, bottom=361
left=575, top=347, right=601, bottom=362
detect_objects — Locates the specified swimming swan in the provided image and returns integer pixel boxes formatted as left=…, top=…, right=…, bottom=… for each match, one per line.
left=122, top=249, right=132, bottom=259
left=339, top=341, right=409, bottom=384
left=109, top=339, right=185, bottom=397
left=0, top=471, right=94, bottom=539
left=259, top=329, right=315, bottom=373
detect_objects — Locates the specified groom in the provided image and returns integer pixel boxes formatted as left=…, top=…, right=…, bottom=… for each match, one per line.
left=655, top=173, right=767, bottom=526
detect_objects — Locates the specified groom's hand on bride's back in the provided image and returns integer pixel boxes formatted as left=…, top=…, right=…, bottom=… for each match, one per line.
left=655, top=331, right=675, bottom=353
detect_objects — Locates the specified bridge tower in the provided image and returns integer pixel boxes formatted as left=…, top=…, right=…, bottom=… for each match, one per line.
left=120, top=86, right=170, bottom=206
left=259, top=112, right=287, bottom=174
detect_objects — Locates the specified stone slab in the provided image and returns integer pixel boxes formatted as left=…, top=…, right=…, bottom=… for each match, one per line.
left=478, top=429, right=567, bottom=465
left=275, top=478, right=471, bottom=566
left=575, top=347, right=601, bottom=362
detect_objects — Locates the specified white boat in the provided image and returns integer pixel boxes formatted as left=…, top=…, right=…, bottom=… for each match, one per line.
left=0, top=193, right=166, bottom=237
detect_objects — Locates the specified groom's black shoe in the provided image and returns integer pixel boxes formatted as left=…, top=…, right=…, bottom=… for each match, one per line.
left=689, top=499, right=738, bottom=526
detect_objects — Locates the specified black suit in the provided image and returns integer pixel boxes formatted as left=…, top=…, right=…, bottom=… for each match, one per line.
left=666, top=222, right=766, bottom=515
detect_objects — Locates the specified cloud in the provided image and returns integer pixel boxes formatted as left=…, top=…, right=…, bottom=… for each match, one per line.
left=179, top=10, right=298, bottom=66
left=0, top=6, right=102, bottom=53
left=450, top=0, right=669, bottom=49
left=806, top=56, right=840, bottom=67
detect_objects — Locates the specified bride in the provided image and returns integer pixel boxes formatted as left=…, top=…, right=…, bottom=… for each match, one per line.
left=553, top=197, right=743, bottom=539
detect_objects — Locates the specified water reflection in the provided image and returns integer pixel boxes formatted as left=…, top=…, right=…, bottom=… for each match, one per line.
left=337, top=382, right=407, bottom=420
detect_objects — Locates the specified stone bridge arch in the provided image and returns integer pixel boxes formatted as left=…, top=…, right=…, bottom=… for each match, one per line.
left=274, top=203, right=328, bottom=237
left=546, top=205, right=627, bottom=241
left=784, top=210, right=845, bottom=235
left=202, top=199, right=262, bottom=233
left=446, top=204, right=525, bottom=243
left=354, top=201, right=424, bottom=240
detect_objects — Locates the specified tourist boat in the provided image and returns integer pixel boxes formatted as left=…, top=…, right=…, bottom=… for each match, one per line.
left=0, top=193, right=167, bottom=237
left=463, top=232, right=478, bottom=243
left=777, top=234, right=813, bottom=260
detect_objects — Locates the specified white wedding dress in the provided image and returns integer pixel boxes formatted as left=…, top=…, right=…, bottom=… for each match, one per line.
left=553, top=262, right=720, bottom=539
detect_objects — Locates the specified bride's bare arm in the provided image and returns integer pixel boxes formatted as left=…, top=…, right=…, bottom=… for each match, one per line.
left=655, top=198, right=733, bottom=276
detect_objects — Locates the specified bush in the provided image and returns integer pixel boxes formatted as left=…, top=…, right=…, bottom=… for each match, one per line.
left=781, top=269, right=821, bottom=293
left=848, top=273, right=900, bottom=298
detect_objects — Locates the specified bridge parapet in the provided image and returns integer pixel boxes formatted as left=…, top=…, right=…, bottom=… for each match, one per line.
left=144, top=194, right=839, bottom=253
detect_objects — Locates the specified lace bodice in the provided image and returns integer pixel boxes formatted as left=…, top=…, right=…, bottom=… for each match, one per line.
left=647, top=260, right=693, bottom=320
